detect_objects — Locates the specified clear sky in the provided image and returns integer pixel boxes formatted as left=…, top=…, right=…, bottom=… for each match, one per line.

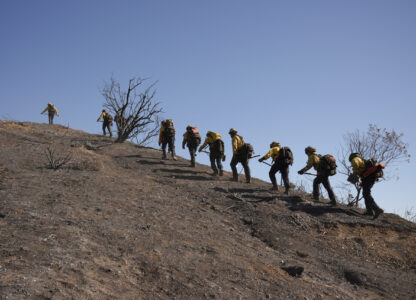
left=1, top=0, right=415, bottom=216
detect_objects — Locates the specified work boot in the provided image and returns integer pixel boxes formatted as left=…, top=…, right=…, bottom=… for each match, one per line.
left=284, top=188, right=289, bottom=195
left=162, top=150, right=167, bottom=160
left=363, top=210, right=374, bottom=216
left=211, top=170, right=218, bottom=176
left=270, top=185, right=278, bottom=191
left=190, top=161, right=195, bottom=167
left=373, top=208, right=384, bottom=219
left=313, top=195, right=320, bottom=202
left=246, top=178, right=251, bottom=184
left=219, top=169, right=224, bottom=176
left=171, top=152, right=177, bottom=161
left=329, top=199, right=337, bottom=206
left=230, top=176, right=238, bottom=182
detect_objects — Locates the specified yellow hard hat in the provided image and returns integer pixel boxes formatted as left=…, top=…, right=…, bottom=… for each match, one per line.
left=349, top=153, right=360, bottom=162
left=305, top=146, right=316, bottom=154
left=228, top=128, right=238, bottom=135
left=270, top=141, right=280, bottom=148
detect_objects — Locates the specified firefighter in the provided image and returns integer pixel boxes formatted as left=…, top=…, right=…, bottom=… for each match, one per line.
left=198, top=131, right=225, bottom=176
left=182, top=125, right=201, bottom=167
left=258, top=142, right=292, bottom=194
left=41, top=102, right=59, bottom=125
left=349, top=153, right=384, bottom=218
left=96, top=109, right=113, bottom=137
left=229, top=128, right=251, bottom=183
left=298, top=146, right=337, bottom=205
left=159, top=119, right=176, bottom=160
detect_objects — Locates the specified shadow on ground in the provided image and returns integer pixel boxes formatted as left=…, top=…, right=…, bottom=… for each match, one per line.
left=158, top=168, right=202, bottom=175
left=287, top=203, right=363, bottom=218
left=170, top=175, right=213, bottom=181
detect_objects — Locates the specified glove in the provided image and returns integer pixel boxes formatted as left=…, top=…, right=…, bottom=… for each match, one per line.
left=182, top=146, right=185, bottom=149
left=347, top=174, right=359, bottom=184
left=258, top=158, right=264, bottom=162
left=298, top=170, right=304, bottom=175
left=222, top=155, right=226, bottom=162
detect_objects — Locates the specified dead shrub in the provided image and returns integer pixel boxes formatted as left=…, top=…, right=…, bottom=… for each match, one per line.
left=44, top=144, right=72, bottom=170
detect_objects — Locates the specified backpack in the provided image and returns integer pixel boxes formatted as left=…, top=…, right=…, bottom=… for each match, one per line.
left=278, top=146, right=294, bottom=166
left=363, top=158, right=385, bottom=179
left=106, top=114, right=113, bottom=124
left=212, top=139, right=224, bottom=155
left=319, top=154, right=337, bottom=176
left=188, top=128, right=201, bottom=146
left=243, top=143, right=254, bottom=158
left=364, top=158, right=378, bottom=169
left=163, top=119, right=175, bottom=137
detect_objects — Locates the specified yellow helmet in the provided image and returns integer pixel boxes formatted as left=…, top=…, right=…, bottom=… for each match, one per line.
left=305, top=146, right=316, bottom=154
left=270, top=141, right=280, bottom=148
left=228, top=128, right=238, bottom=135
left=349, top=153, right=360, bottom=162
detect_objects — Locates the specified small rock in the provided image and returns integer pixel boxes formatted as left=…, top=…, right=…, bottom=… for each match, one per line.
left=281, top=266, right=304, bottom=277
left=296, top=251, right=308, bottom=258
left=344, top=270, right=364, bottom=286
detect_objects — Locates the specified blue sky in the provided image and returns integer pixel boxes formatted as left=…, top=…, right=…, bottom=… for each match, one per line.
left=1, top=0, right=415, bottom=216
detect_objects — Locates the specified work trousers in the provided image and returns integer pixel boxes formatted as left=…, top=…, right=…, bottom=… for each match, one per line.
left=269, top=162, right=290, bottom=190
left=210, top=152, right=223, bottom=174
left=313, top=173, right=336, bottom=201
left=187, top=146, right=197, bottom=166
left=102, top=121, right=112, bottom=137
left=48, top=112, right=55, bottom=125
left=230, top=154, right=250, bottom=182
left=362, top=175, right=382, bottom=213
left=162, top=136, right=175, bottom=157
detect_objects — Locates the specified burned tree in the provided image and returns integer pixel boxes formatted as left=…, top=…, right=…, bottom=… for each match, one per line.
left=101, top=76, right=163, bottom=144
left=338, top=124, right=410, bottom=206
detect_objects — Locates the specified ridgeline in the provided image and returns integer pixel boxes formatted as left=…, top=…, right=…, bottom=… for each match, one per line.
left=0, top=121, right=415, bottom=299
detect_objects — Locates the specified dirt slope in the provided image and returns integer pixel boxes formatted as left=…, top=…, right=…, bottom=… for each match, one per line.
left=0, top=121, right=415, bottom=300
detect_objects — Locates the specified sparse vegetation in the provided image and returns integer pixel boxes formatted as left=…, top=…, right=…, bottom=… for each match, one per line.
left=101, top=75, right=163, bottom=144
left=1, top=121, right=416, bottom=299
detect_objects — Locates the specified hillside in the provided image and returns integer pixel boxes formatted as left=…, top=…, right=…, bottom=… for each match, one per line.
left=0, top=121, right=415, bottom=299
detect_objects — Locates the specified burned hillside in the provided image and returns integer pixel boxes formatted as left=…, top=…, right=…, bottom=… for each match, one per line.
left=0, top=121, right=415, bottom=299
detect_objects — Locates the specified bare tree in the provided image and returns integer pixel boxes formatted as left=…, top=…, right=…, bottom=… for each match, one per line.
left=45, top=144, right=72, bottom=170
left=338, top=124, right=410, bottom=206
left=403, top=207, right=416, bottom=223
left=101, top=75, right=163, bottom=143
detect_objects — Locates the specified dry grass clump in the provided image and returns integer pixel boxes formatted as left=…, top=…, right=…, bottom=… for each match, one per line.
left=70, top=148, right=104, bottom=171
left=71, top=157, right=103, bottom=171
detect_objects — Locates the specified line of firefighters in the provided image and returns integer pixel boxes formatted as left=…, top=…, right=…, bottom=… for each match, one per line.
left=41, top=105, right=384, bottom=219
left=158, top=120, right=384, bottom=219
